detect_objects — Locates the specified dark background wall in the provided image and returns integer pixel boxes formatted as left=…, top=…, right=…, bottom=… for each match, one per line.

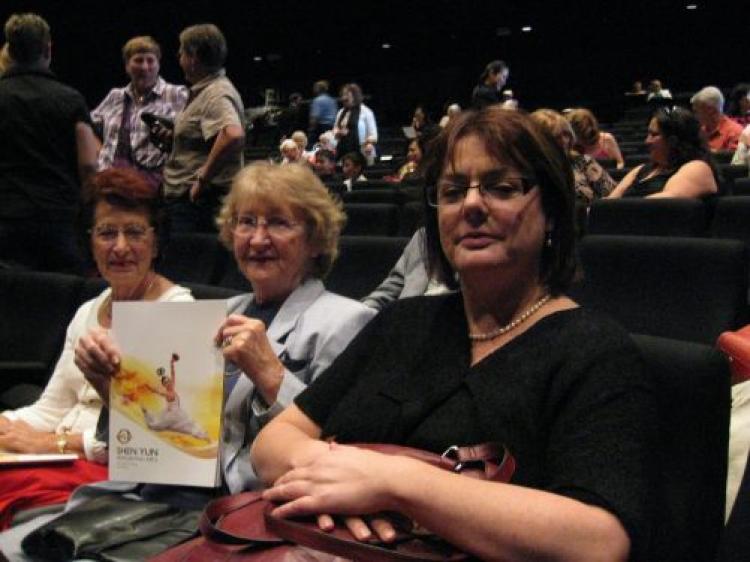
left=2, top=0, right=745, bottom=125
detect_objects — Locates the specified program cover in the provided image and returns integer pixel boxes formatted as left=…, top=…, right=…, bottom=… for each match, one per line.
left=109, top=300, right=225, bottom=487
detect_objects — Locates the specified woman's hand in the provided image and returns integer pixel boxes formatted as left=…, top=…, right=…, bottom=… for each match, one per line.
left=74, top=327, right=121, bottom=403
left=0, top=420, right=55, bottom=454
left=217, top=314, right=285, bottom=403
left=263, top=443, right=417, bottom=541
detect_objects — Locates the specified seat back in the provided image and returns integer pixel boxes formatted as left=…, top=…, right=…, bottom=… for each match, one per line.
left=632, top=334, right=729, bottom=562
left=326, top=236, right=410, bottom=300
left=712, top=197, right=750, bottom=246
left=342, top=203, right=400, bottom=236
left=587, top=198, right=707, bottom=237
left=0, top=269, right=85, bottom=392
left=572, top=235, right=748, bottom=344
left=158, top=232, right=230, bottom=285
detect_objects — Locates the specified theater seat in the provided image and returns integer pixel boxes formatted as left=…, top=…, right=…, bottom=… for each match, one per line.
left=325, top=236, right=409, bottom=300
left=0, top=269, right=85, bottom=405
left=158, top=232, right=230, bottom=285
left=342, top=203, right=400, bottom=236
left=587, top=198, right=707, bottom=237
left=632, top=334, right=729, bottom=562
left=731, top=178, right=750, bottom=196
left=712, top=197, right=750, bottom=244
left=571, top=235, right=748, bottom=344
left=182, top=282, right=242, bottom=300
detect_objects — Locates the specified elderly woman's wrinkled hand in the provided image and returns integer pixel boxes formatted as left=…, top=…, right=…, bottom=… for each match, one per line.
left=0, top=419, right=54, bottom=454
left=74, top=327, right=120, bottom=402
left=262, top=443, right=415, bottom=542
left=217, top=314, right=285, bottom=387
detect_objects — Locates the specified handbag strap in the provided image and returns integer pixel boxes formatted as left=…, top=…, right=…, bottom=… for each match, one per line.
left=199, top=491, right=286, bottom=547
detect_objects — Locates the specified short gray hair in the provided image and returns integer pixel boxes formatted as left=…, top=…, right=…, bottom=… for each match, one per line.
left=179, top=23, right=227, bottom=70
left=691, top=86, right=725, bottom=113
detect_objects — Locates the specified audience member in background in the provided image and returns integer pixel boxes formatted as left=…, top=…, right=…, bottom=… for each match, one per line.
left=727, top=83, right=750, bottom=127
left=439, top=102, right=461, bottom=128
left=501, top=89, right=519, bottom=110
left=341, top=151, right=367, bottom=191
left=626, top=80, right=647, bottom=97
left=532, top=109, right=616, bottom=204
left=309, top=80, right=337, bottom=144
left=253, top=108, right=656, bottom=562
left=565, top=108, right=625, bottom=169
left=0, top=168, right=192, bottom=529
left=278, top=92, right=307, bottom=140
left=161, top=23, right=245, bottom=233
left=646, top=79, right=672, bottom=102
left=317, top=130, right=337, bottom=153
left=396, top=138, right=423, bottom=181
left=312, top=149, right=337, bottom=182
left=279, top=138, right=305, bottom=165
left=471, top=59, right=509, bottom=109
left=0, top=43, right=10, bottom=75
left=609, top=106, right=718, bottom=198
left=730, top=124, right=750, bottom=167
left=411, top=105, right=431, bottom=136
left=334, top=83, right=378, bottom=165
left=90, top=36, right=187, bottom=189
left=0, top=13, right=98, bottom=274
left=37, top=163, right=379, bottom=561
left=290, top=130, right=314, bottom=161
left=691, top=86, right=743, bottom=152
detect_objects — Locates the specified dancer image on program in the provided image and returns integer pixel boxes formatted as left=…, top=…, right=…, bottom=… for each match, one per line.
left=141, top=353, right=210, bottom=441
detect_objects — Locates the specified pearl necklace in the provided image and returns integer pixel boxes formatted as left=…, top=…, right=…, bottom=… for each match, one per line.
left=468, top=294, right=551, bottom=342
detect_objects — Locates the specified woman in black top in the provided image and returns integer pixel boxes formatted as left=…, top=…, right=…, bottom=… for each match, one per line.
left=609, top=106, right=718, bottom=198
left=253, top=108, right=656, bottom=561
left=471, top=60, right=509, bottom=109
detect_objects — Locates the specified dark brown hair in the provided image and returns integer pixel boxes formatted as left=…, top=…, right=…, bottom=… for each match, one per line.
left=420, top=107, right=577, bottom=295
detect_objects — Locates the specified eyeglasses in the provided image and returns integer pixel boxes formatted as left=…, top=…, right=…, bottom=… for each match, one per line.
left=231, top=215, right=301, bottom=237
left=91, top=224, right=154, bottom=244
left=427, top=176, right=536, bottom=208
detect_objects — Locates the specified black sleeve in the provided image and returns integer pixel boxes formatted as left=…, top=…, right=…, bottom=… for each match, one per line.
left=294, top=304, right=394, bottom=428
left=545, top=326, right=657, bottom=562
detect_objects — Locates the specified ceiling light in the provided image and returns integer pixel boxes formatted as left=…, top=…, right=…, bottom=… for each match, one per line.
left=686, top=4, right=697, bottom=9
left=253, top=56, right=262, bottom=62
left=521, top=26, right=532, bottom=32
left=382, top=43, right=391, bottom=49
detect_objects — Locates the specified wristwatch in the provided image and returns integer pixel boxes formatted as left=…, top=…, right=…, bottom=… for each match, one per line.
left=56, top=432, right=68, bottom=454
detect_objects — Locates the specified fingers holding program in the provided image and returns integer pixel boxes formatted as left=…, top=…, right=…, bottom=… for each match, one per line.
left=216, top=314, right=283, bottom=385
left=74, top=327, right=121, bottom=401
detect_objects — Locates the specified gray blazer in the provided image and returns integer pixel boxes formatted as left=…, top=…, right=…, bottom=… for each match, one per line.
left=221, top=277, right=376, bottom=492
left=362, top=229, right=431, bottom=310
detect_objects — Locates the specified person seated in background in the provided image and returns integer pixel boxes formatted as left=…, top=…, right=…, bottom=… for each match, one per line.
left=90, top=36, right=187, bottom=189
left=439, top=102, right=461, bottom=128
left=727, top=83, right=750, bottom=127
left=0, top=43, right=10, bottom=75
left=626, top=80, right=647, bottom=97
left=0, top=167, right=193, bottom=529
left=252, top=107, right=656, bottom=562
left=646, top=79, right=672, bottom=101
left=341, top=151, right=367, bottom=191
left=691, top=86, right=743, bottom=152
left=532, top=109, right=616, bottom=204
left=565, top=108, right=625, bottom=169
left=290, top=130, right=314, bottom=161
left=28, top=163, right=379, bottom=561
left=731, top=123, right=750, bottom=167
left=396, top=138, right=423, bottom=181
left=279, top=138, right=305, bottom=165
left=609, top=106, right=718, bottom=198
left=312, top=149, right=338, bottom=182
left=411, top=105, right=431, bottom=136
left=316, top=130, right=337, bottom=153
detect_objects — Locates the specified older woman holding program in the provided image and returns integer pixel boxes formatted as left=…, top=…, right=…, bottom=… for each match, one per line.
left=253, top=108, right=657, bottom=562
left=0, top=167, right=192, bottom=528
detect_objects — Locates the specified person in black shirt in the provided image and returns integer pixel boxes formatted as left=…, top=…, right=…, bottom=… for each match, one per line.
left=0, top=13, right=98, bottom=274
left=471, top=59, right=509, bottom=110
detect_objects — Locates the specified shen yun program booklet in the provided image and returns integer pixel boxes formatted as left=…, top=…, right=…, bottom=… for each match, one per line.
left=110, top=300, right=226, bottom=487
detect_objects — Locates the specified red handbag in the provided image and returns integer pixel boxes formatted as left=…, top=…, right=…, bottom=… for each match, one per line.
left=149, top=443, right=515, bottom=562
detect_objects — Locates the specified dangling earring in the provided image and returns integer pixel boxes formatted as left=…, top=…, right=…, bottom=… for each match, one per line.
left=545, top=231, right=553, bottom=248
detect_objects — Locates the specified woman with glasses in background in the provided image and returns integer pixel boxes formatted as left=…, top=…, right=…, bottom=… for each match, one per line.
left=253, top=108, right=657, bottom=561
left=0, top=167, right=192, bottom=528
left=609, top=106, right=718, bottom=198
